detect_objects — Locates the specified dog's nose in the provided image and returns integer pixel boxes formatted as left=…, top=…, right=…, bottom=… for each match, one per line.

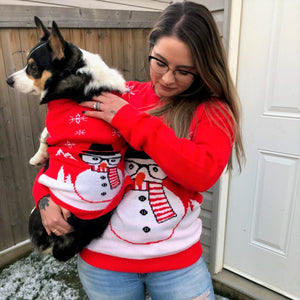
left=6, top=77, right=14, bottom=87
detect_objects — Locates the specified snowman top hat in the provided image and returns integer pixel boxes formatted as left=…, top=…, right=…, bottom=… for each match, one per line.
left=125, top=147, right=150, bottom=159
left=82, top=143, right=119, bottom=156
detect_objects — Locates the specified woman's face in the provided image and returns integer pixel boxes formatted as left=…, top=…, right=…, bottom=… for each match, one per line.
left=150, top=36, right=197, bottom=99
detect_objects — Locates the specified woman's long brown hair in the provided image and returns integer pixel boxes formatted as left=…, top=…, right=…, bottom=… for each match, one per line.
left=148, top=1, right=245, bottom=171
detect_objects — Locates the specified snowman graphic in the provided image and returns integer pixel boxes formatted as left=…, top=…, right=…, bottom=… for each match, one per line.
left=75, top=143, right=123, bottom=203
left=109, top=149, right=187, bottom=244
left=39, top=143, right=126, bottom=214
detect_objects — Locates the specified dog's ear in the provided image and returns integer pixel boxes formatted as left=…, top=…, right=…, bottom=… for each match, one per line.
left=49, top=21, right=66, bottom=61
left=34, top=16, right=50, bottom=41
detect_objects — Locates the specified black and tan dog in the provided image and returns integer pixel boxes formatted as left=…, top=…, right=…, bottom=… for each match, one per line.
left=6, top=17, right=128, bottom=261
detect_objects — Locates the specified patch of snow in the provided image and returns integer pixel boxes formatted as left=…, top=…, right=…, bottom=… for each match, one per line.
left=0, top=252, right=87, bottom=300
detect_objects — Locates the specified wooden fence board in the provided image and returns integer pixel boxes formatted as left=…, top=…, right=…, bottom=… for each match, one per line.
left=0, top=34, right=16, bottom=250
left=1, top=29, right=37, bottom=246
left=85, top=29, right=99, bottom=54
left=0, top=0, right=224, bottom=12
left=0, top=29, right=25, bottom=249
left=123, top=29, right=135, bottom=81
left=69, top=28, right=86, bottom=49
left=18, top=28, right=48, bottom=156
left=97, top=29, right=113, bottom=68
left=133, top=28, right=150, bottom=81
left=0, top=6, right=161, bottom=28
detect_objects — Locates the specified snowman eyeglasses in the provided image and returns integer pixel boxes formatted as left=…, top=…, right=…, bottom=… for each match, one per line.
left=126, top=160, right=167, bottom=180
left=81, top=154, right=122, bottom=166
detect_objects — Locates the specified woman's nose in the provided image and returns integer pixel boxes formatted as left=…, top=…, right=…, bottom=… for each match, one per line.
left=161, top=69, right=176, bottom=84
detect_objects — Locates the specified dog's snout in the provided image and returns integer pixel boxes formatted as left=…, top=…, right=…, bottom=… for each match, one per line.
left=6, top=76, right=15, bottom=87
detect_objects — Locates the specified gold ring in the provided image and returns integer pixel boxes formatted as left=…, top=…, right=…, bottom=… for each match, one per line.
left=52, top=229, right=57, bottom=234
left=93, top=102, right=100, bottom=111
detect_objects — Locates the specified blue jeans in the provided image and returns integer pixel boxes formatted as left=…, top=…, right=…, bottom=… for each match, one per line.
left=77, top=255, right=215, bottom=300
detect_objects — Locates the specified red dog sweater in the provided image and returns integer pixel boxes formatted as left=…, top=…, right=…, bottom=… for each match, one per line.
left=33, top=99, right=131, bottom=220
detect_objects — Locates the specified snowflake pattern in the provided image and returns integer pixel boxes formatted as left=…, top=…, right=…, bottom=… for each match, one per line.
left=126, top=84, right=136, bottom=96
left=75, top=129, right=86, bottom=136
left=112, top=129, right=121, bottom=137
left=64, top=141, right=77, bottom=149
left=69, top=113, right=88, bottom=124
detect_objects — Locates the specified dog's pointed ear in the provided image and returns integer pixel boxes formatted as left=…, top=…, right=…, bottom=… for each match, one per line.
left=34, top=16, right=50, bottom=41
left=49, top=21, right=66, bottom=61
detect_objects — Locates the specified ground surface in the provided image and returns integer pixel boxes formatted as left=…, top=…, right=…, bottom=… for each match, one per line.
left=0, top=252, right=230, bottom=300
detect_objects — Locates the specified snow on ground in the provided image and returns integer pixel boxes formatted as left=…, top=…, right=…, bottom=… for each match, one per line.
left=0, top=252, right=87, bottom=300
left=0, top=252, right=229, bottom=300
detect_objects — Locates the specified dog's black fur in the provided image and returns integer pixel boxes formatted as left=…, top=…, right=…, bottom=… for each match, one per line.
left=29, top=206, right=112, bottom=262
left=6, top=17, right=127, bottom=261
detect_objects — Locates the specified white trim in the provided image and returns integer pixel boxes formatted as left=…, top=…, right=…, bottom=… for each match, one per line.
left=0, top=239, right=31, bottom=256
left=212, top=171, right=230, bottom=273
left=212, top=0, right=243, bottom=274
left=226, top=0, right=243, bottom=84
left=0, top=239, right=32, bottom=268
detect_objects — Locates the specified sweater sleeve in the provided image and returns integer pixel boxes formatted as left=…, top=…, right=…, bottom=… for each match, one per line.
left=111, top=102, right=234, bottom=192
left=32, top=168, right=50, bottom=207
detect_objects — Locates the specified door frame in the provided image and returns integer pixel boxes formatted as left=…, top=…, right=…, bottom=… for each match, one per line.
left=211, top=0, right=243, bottom=275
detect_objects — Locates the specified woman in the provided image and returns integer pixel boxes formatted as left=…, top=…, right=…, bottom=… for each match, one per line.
left=40, top=2, right=244, bottom=299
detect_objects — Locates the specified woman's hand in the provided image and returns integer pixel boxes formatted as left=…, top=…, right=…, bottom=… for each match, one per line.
left=80, top=92, right=128, bottom=124
left=38, top=196, right=72, bottom=236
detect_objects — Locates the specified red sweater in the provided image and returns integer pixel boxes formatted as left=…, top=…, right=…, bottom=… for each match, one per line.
left=33, top=98, right=131, bottom=219
left=80, top=81, right=234, bottom=272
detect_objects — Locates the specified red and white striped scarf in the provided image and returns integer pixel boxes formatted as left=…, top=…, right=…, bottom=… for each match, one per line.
left=147, top=182, right=177, bottom=223
left=91, top=163, right=120, bottom=189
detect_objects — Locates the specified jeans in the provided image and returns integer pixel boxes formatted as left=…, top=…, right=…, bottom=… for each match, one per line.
left=77, top=255, right=215, bottom=300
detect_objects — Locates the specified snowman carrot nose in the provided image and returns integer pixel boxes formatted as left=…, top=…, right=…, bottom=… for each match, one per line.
left=100, top=162, right=107, bottom=171
left=135, top=172, right=145, bottom=189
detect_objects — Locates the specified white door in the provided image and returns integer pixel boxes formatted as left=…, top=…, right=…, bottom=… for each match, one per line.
left=224, top=1, right=300, bottom=299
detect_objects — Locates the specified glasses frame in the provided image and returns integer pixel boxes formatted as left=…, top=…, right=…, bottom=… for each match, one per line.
left=148, top=55, right=198, bottom=80
left=126, top=160, right=167, bottom=180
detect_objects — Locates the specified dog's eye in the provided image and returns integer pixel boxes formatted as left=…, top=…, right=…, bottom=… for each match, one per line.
left=27, top=62, right=39, bottom=73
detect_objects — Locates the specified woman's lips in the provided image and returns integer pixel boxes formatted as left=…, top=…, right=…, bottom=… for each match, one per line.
left=159, top=83, right=175, bottom=92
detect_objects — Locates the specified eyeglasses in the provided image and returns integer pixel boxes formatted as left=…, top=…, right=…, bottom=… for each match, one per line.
left=148, top=55, right=198, bottom=83
left=126, top=160, right=167, bottom=180
left=81, top=154, right=122, bottom=167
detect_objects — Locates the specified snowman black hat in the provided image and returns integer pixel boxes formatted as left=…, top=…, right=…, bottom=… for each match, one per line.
left=81, top=143, right=120, bottom=156
left=125, top=147, right=150, bottom=159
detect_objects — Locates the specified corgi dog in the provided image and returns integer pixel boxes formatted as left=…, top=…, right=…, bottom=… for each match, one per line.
left=6, top=17, right=130, bottom=261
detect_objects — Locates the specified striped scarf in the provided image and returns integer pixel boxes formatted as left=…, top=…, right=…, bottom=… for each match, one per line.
left=148, top=182, right=177, bottom=223
left=91, top=163, right=120, bottom=189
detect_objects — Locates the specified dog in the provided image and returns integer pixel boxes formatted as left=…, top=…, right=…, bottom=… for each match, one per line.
left=6, top=17, right=130, bottom=261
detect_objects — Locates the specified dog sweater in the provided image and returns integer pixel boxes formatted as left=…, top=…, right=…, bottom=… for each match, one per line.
left=79, top=81, right=235, bottom=272
left=32, top=98, right=132, bottom=220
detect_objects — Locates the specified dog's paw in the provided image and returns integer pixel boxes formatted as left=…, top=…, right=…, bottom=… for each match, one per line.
left=29, top=152, right=49, bottom=166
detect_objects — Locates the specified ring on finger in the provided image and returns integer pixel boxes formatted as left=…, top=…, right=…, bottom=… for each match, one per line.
left=52, top=229, right=58, bottom=234
left=93, top=102, right=100, bottom=111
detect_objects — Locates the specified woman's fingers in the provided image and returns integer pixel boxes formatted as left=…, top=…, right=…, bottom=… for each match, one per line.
left=80, top=92, right=128, bottom=124
left=38, top=197, right=72, bottom=236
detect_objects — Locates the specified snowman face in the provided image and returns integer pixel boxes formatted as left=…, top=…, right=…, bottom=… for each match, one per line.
left=126, top=158, right=167, bottom=182
left=81, top=153, right=122, bottom=167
